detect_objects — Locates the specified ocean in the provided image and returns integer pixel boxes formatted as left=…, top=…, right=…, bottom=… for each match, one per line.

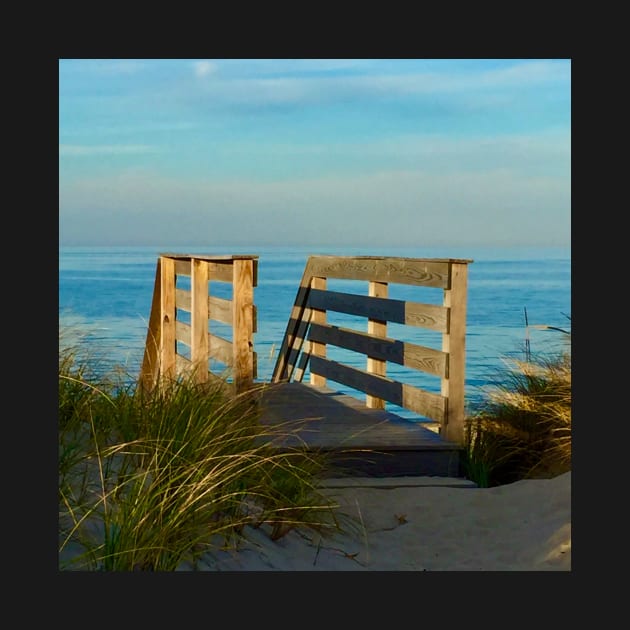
left=58, top=244, right=571, bottom=419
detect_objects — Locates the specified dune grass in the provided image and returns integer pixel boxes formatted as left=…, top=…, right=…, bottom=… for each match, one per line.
left=59, top=330, right=343, bottom=571
left=60, top=307, right=572, bottom=569
left=463, top=318, right=571, bottom=487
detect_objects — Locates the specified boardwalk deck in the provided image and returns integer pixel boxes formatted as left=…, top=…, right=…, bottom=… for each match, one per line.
left=255, top=382, right=464, bottom=478
left=139, top=253, right=472, bottom=479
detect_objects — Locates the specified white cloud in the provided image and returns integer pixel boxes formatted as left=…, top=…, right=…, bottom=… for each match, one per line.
left=194, top=61, right=218, bottom=77
left=188, top=59, right=570, bottom=109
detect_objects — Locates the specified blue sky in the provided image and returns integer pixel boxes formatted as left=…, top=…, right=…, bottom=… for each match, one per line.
left=59, top=58, right=571, bottom=249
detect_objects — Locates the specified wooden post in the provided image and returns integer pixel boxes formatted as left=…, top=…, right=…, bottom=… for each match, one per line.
left=160, top=256, right=177, bottom=383
left=191, top=258, right=209, bottom=384
left=232, top=258, right=254, bottom=393
left=441, top=262, right=469, bottom=444
left=139, top=258, right=162, bottom=394
left=310, top=276, right=327, bottom=387
left=366, top=280, right=388, bottom=408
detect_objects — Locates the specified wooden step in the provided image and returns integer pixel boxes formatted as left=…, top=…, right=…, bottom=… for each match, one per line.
left=255, top=382, right=465, bottom=478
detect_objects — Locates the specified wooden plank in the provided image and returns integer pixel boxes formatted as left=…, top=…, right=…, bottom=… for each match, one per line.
left=309, top=356, right=446, bottom=422
left=308, top=323, right=447, bottom=377
left=258, top=383, right=454, bottom=448
left=402, top=381, right=447, bottom=423
left=441, top=261, right=469, bottom=444
left=308, top=256, right=453, bottom=288
left=175, top=294, right=253, bottom=328
left=232, top=258, right=254, bottom=392
left=174, top=259, right=192, bottom=277
left=139, top=258, right=162, bottom=393
left=308, top=355, right=393, bottom=405
left=367, top=281, right=387, bottom=409
left=208, top=333, right=233, bottom=366
left=208, top=295, right=232, bottom=325
left=171, top=258, right=234, bottom=283
left=308, top=289, right=448, bottom=332
left=310, top=277, right=327, bottom=387
left=160, top=256, right=176, bottom=381
left=175, top=288, right=191, bottom=312
left=160, top=253, right=259, bottom=262
left=207, top=261, right=234, bottom=283
left=271, top=258, right=315, bottom=382
left=191, top=259, right=209, bottom=383
left=175, top=320, right=191, bottom=346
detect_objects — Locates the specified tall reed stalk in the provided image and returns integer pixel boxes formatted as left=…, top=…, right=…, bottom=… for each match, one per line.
left=59, top=329, right=341, bottom=571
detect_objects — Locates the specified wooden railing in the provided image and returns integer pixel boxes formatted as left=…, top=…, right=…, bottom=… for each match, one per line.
left=139, top=254, right=258, bottom=395
left=271, top=255, right=472, bottom=443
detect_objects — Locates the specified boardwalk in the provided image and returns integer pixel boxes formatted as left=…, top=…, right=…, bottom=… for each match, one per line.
left=139, top=253, right=473, bottom=479
left=256, top=382, right=464, bottom=478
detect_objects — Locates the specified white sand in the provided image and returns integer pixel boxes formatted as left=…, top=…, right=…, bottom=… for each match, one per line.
left=186, top=472, right=571, bottom=571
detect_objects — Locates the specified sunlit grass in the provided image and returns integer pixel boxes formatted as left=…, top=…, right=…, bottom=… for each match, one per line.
left=463, top=318, right=571, bottom=487
left=59, top=326, right=342, bottom=571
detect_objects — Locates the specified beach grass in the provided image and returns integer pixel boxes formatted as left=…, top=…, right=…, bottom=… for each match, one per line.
left=59, top=327, right=342, bottom=571
left=463, top=317, right=571, bottom=487
left=59, top=312, right=572, bottom=568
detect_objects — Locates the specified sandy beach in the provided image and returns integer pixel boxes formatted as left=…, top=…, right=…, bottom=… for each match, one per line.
left=183, top=471, right=571, bottom=571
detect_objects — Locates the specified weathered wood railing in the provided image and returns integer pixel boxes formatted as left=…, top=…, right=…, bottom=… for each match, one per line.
left=139, top=254, right=258, bottom=395
left=271, top=255, right=472, bottom=443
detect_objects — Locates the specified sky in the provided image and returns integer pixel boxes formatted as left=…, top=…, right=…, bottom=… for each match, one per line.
left=59, top=58, right=571, bottom=249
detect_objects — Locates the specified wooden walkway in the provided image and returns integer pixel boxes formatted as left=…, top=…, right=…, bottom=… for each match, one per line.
left=139, top=253, right=473, bottom=479
left=255, top=382, right=464, bottom=478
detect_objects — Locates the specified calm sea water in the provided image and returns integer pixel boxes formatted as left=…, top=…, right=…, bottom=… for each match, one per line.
left=59, top=245, right=571, bottom=420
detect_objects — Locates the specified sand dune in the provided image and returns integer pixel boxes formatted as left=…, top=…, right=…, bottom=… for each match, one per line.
left=183, top=471, right=571, bottom=571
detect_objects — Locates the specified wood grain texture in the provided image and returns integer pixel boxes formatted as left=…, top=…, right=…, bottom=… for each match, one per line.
left=175, top=320, right=191, bottom=346
left=256, top=382, right=460, bottom=476
left=160, top=256, right=176, bottom=380
left=160, top=253, right=258, bottom=261
left=309, top=356, right=446, bottom=421
left=208, top=333, right=233, bottom=367
left=175, top=288, right=191, bottom=311
left=169, top=291, right=250, bottom=327
left=367, top=280, right=387, bottom=408
left=172, top=258, right=234, bottom=283
left=207, top=261, right=234, bottom=283
left=308, top=323, right=447, bottom=377
left=308, top=256, right=455, bottom=288
left=310, top=276, right=327, bottom=387
left=232, top=258, right=255, bottom=392
left=191, top=259, right=209, bottom=383
left=441, top=261, right=469, bottom=442
left=144, top=253, right=474, bottom=446
left=208, top=295, right=233, bottom=325
left=307, top=289, right=448, bottom=331
left=174, top=258, right=192, bottom=278
left=139, top=257, right=162, bottom=393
